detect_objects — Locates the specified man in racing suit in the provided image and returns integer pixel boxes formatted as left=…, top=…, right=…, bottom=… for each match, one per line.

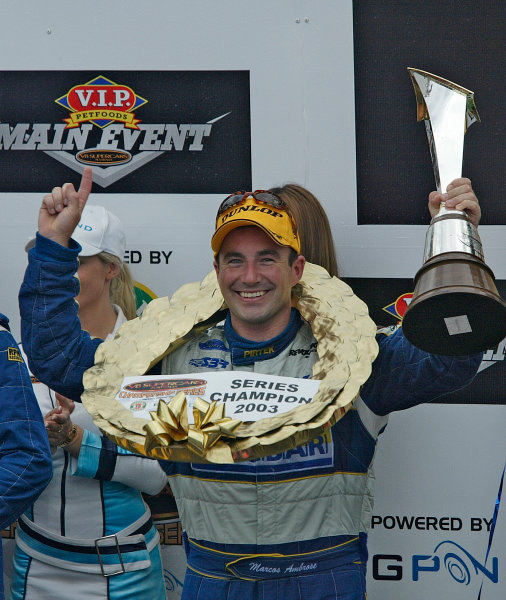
left=19, top=169, right=482, bottom=599
left=0, top=314, right=52, bottom=599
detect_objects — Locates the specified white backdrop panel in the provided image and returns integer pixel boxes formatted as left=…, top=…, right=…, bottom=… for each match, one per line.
left=0, top=3, right=504, bottom=600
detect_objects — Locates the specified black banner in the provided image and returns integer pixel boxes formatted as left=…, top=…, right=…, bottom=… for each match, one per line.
left=0, top=71, right=251, bottom=193
left=353, top=1, right=505, bottom=225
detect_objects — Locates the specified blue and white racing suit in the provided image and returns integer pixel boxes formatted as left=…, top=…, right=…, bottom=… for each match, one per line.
left=0, top=314, right=52, bottom=600
left=19, top=234, right=482, bottom=600
left=10, top=308, right=167, bottom=600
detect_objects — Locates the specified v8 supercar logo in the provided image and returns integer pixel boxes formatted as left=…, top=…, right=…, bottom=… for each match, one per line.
left=124, top=379, right=207, bottom=392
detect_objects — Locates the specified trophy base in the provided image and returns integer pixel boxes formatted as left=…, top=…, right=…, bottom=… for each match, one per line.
left=402, top=252, right=506, bottom=355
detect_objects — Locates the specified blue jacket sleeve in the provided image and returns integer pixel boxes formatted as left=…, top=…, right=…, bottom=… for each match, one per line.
left=18, top=233, right=103, bottom=401
left=361, top=326, right=483, bottom=416
left=0, top=315, right=52, bottom=529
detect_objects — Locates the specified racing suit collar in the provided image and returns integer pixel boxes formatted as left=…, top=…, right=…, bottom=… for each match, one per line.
left=224, top=308, right=302, bottom=366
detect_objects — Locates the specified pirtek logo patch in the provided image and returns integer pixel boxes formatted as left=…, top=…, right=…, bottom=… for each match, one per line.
left=220, top=205, right=283, bottom=225
left=243, top=346, right=275, bottom=358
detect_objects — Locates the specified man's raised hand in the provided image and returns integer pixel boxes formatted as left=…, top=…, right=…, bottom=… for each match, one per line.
left=38, top=167, right=93, bottom=246
left=428, top=177, right=481, bottom=228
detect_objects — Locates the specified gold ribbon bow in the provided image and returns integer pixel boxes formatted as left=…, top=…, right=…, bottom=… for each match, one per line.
left=143, top=392, right=242, bottom=463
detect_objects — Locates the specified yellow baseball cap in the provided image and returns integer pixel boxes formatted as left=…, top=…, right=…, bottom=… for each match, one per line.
left=211, top=192, right=301, bottom=256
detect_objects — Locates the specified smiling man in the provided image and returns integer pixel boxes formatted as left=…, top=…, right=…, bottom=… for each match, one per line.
left=20, top=172, right=483, bottom=600
left=214, top=226, right=303, bottom=340
left=213, top=193, right=305, bottom=342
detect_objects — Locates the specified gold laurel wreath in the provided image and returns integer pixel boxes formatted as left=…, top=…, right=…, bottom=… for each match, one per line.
left=82, top=262, right=378, bottom=463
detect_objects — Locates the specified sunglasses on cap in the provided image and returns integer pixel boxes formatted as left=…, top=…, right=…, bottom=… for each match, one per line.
left=213, top=189, right=301, bottom=253
left=216, top=190, right=287, bottom=218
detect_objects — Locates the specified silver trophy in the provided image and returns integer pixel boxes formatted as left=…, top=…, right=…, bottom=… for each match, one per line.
left=402, top=68, right=506, bottom=355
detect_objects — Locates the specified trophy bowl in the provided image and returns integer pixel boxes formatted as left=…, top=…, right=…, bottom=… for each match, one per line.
left=402, top=251, right=506, bottom=355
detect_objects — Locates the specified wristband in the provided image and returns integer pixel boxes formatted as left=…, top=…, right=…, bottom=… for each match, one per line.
left=58, top=424, right=78, bottom=448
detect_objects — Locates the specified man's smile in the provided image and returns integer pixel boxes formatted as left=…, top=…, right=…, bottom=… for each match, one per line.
left=237, top=290, right=268, bottom=299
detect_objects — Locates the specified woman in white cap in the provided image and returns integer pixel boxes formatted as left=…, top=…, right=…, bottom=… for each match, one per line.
left=10, top=204, right=168, bottom=600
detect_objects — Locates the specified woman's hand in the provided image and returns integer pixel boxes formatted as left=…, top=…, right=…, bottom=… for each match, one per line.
left=44, top=394, right=75, bottom=450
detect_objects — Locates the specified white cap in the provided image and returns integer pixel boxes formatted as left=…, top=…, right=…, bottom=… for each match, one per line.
left=25, top=205, right=126, bottom=261
left=72, top=205, right=125, bottom=260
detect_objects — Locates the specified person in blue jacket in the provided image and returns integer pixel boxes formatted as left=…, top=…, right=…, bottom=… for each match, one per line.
left=0, top=314, right=52, bottom=600
left=19, top=167, right=483, bottom=600
left=10, top=204, right=167, bottom=600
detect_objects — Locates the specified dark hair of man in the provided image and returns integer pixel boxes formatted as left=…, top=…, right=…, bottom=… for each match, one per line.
left=288, top=247, right=298, bottom=266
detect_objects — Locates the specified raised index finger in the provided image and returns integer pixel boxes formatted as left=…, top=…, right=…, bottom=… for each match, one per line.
left=78, top=167, right=93, bottom=207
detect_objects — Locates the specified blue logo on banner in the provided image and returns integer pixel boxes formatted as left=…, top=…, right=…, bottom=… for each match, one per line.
left=413, top=541, right=498, bottom=585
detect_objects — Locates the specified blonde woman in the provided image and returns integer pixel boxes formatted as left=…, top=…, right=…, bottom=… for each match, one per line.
left=11, top=204, right=167, bottom=600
